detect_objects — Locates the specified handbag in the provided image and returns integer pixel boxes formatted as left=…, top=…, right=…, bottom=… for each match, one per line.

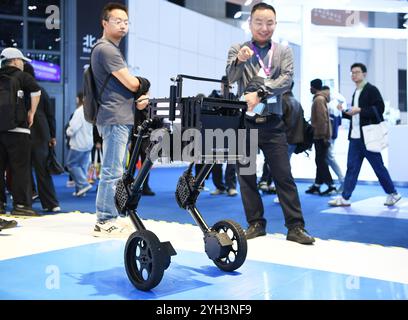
left=47, top=147, right=65, bottom=175
left=87, top=148, right=102, bottom=182
left=362, top=107, right=388, bottom=153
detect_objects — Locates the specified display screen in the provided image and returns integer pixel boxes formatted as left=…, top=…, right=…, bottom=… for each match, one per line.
left=31, top=59, right=61, bottom=82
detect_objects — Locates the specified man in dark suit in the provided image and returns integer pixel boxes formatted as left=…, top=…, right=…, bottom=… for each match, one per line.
left=329, top=62, right=401, bottom=207
left=226, top=2, right=314, bottom=244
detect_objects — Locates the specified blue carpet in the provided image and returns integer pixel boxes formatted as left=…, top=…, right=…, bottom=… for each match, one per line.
left=31, top=167, right=408, bottom=248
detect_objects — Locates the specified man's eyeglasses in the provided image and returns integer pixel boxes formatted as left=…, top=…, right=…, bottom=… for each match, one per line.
left=107, top=18, right=130, bottom=26
left=351, top=71, right=363, bottom=75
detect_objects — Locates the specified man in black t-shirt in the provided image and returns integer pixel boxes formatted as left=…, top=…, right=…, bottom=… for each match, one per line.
left=0, top=48, right=41, bottom=217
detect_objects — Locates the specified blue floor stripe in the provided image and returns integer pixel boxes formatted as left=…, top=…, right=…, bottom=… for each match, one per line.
left=22, top=168, right=408, bottom=248
left=1, top=241, right=407, bottom=300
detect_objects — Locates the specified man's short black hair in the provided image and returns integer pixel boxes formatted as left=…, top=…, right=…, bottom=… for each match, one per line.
left=101, top=2, right=128, bottom=22
left=322, top=85, right=330, bottom=91
left=310, top=78, right=323, bottom=91
left=351, top=62, right=367, bottom=73
left=251, top=2, right=276, bottom=17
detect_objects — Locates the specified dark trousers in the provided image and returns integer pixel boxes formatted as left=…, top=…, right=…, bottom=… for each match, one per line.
left=212, top=163, right=237, bottom=190
left=260, top=161, right=273, bottom=185
left=31, top=141, right=59, bottom=209
left=0, top=132, right=32, bottom=206
left=238, top=118, right=305, bottom=230
left=342, top=138, right=396, bottom=200
left=314, top=139, right=333, bottom=185
left=260, top=144, right=296, bottom=185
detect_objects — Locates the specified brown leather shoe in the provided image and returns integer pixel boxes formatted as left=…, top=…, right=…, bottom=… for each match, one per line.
left=287, top=227, right=315, bottom=245
left=0, top=218, right=17, bottom=230
left=245, top=222, right=266, bottom=240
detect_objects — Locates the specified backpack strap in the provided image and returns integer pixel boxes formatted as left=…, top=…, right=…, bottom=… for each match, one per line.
left=89, top=41, right=112, bottom=106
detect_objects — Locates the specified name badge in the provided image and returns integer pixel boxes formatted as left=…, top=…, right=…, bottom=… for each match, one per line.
left=257, top=68, right=268, bottom=79
left=267, top=96, right=277, bottom=104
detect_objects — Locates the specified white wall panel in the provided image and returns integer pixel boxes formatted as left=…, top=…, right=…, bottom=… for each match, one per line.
left=180, top=8, right=199, bottom=52
left=131, top=0, right=160, bottom=42
left=129, top=0, right=248, bottom=100
left=158, top=45, right=180, bottom=97
left=159, top=1, right=180, bottom=48
left=178, top=50, right=199, bottom=97
left=198, top=15, right=216, bottom=58
left=214, top=21, right=231, bottom=61
left=130, top=40, right=160, bottom=97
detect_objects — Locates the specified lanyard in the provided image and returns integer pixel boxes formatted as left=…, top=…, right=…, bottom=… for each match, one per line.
left=251, top=42, right=274, bottom=77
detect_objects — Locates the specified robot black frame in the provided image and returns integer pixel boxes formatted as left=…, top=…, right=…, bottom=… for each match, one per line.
left=115, top=75, right=249, bottom=291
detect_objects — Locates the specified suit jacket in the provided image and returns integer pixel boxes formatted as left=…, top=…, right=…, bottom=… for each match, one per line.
left=343, top=82, right=385, bottom=141
left=226, top=40, right=293, bottom=116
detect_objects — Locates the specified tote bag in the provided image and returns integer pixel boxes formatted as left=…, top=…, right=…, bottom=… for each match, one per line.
left=362, top=107, right=388, bottom=153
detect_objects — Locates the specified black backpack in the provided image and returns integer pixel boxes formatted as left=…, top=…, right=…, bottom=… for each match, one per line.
left=0, top=71, right=26, bottom=132
left=83, top=42, right=111, bottom=124
left=294, top=118, right=314, bottom=155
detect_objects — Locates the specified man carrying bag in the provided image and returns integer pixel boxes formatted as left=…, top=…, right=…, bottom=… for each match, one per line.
left=0, top=48, right=41, bottom=216
left=329, top=62, right=401, bottom=207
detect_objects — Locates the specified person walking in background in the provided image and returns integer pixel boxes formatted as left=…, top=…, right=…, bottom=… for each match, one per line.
left=24, top=62, right=61, bottom=213
left=226, top=2, right=314, bottom=244
left=66, top=93, right=93, bottom=197
left=329, top=63, right=401, bottom=207
left=0, top=48, right=41, bottom=216
left=322, top=85, right=345, bottom=193
left=305, top=79, right=336, bottom=196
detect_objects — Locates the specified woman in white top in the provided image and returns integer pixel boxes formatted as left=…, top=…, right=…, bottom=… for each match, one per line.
left=66, top=94, right=94, bottom=197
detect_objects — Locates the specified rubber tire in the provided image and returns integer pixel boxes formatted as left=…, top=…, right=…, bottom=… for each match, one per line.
left=211, top=220, right=247, bottom=272
left=124, top=230, right=166, bottom=291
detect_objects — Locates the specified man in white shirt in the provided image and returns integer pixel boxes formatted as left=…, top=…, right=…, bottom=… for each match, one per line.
left=329, top=63, right=401, bottom=207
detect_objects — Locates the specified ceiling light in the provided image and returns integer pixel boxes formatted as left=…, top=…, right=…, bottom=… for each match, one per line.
left=234, top=11, right=243, bottom=19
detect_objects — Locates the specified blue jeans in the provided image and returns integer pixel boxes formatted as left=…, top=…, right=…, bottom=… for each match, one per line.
left=66, top=149, right=91, bottom=192
left=326, top=139, right=344, bottom=183
left=96, top=124, right=131, bottom=222
left=342, top=138, right=396, bottom=200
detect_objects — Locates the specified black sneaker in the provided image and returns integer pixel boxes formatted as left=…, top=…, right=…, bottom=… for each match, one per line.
left=0, top=202, right=6, bottom=215
left=142, top=188, right=156, bottom=196
left=320, top=186, right=337, bottom=196
left=245, top=222, right=266, bottom=240
left=287, top=227, right=315, bottom=245
left=305, top=185, right=320, bottom=195
left=11, top=205, right=40, bottom=217
left=0, top=218, right=18, bottom=230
